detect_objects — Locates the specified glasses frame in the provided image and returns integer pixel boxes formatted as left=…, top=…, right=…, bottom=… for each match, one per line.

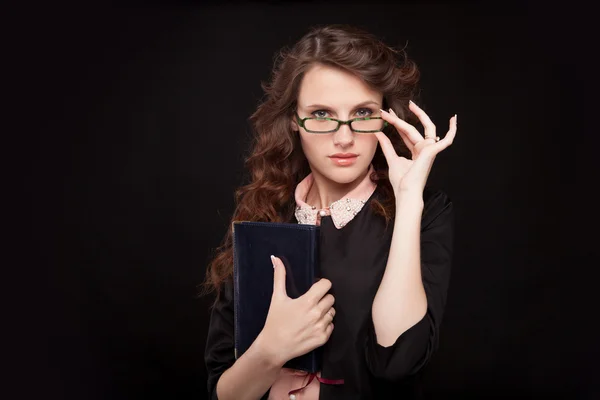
left=294, top=111, right=388, bottom=134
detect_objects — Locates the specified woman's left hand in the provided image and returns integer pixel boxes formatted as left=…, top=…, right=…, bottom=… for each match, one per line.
left=373, top=101, right=457, bottom=197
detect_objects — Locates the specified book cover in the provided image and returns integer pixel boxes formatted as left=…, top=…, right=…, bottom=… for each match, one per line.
left=232, top=221, right=322, bottom=373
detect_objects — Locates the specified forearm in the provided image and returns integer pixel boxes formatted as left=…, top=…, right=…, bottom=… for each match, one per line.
left=216, top=335, right=283, bottom=400
left=372, top=191, right=427, bottom=347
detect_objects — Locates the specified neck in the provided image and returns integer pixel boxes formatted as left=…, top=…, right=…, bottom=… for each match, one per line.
left=305, top=167, right=371, bottom=209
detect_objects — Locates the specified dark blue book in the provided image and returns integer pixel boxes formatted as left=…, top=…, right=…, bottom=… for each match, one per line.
left=232, top=221, right=322, bottom=373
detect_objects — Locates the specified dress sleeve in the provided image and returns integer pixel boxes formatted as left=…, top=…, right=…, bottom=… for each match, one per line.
left=204, top=278, right=236, bottom=399
left=364, top=188, right=455, bottom=381
left=204, top=278, right=271, bottom=400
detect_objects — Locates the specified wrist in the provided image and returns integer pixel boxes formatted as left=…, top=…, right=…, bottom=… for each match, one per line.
left=394, top=189, right=424, bottom=209
left=252, top=332, right=286, bottom=369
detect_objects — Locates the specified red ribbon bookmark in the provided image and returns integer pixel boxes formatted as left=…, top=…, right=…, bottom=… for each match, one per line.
left=288, top=372, right=344, bottom=396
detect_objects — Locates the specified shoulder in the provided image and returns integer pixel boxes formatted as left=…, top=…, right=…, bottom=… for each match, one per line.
left=422, top=186, right=454, bottom=229
left=423, top=186, right=452, bottom=207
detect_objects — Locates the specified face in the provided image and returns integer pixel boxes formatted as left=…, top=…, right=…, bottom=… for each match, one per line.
left=292, top=63, right=382, bottom=185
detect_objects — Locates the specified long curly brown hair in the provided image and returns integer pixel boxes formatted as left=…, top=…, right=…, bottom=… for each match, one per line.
left=200, top=24, right=420, bottom=304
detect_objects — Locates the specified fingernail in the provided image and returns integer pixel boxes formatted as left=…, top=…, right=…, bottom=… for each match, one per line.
left=409, top=100, right=415, bottom=104
left=270, top=255, right=276, bottom=268
left=380, top=108, right=387, bottom=114
left=455, top=114, right=458, bottom=123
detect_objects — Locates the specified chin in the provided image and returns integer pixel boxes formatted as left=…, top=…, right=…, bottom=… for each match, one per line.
left=321, top=164, right=369, bottom=185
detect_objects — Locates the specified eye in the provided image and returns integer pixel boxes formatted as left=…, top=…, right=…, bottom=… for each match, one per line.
left=312, top=110, right=330, bottom=118
left=355, top=108, right=373, bottom=118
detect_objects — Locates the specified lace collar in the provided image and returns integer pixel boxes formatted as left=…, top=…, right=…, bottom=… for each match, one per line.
left=294, top=165, right=377, bottom=229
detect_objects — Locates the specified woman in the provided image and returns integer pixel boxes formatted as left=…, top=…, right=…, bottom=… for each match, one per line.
left=202, top=24, right=457, bottom=400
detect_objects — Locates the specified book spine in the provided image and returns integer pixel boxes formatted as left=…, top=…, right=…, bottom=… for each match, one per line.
left=232, top=223, right=240, bottom=360
left=312, top=227, right=321, bottom=372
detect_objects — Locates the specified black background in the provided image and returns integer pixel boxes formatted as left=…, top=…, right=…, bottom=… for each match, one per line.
left=12, top=0, right=595, bottom=399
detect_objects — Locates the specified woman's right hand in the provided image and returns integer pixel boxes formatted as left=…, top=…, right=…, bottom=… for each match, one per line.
left=255, top=255, right=336, bottom=367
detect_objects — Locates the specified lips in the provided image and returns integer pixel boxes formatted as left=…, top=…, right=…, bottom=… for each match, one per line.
left=329, top=153, right=358, bottom=158
left=329, top=154, right=358, bottom=166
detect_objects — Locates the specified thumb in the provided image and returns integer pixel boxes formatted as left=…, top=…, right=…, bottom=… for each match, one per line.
left=373, top=131, right=398, bottom=164
left=271, top=255, right=288, bottom=298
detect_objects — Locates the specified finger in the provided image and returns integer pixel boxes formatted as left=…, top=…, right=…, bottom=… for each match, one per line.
left=439, top=114, right=457, bottom=148
left=271, top=255, right=288, bottom=298
left=317, top=293, right=335, bottom=314
left=381, top=109, right=423, bottom=144
left=378, top=109, right=414, bottom=151
left=430, top=114, right=457, bottom=152
left=408, top=101, right=436, bottom=139
left=304, top=278, right=332, bottom=304
left=324, top=307, right=335, bottom=322
left=325, top=321, right=334, bottom=336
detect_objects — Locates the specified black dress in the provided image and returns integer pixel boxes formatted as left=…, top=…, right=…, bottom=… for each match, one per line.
left=205, top=186, right=455, bottom=399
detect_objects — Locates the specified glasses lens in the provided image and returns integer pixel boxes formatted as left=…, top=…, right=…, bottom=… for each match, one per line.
left=304, top=118, right=339, bottom=133
left=351, top=118, right=385, bottom=132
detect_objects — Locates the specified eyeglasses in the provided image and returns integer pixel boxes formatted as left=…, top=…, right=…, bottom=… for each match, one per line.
left=295, top=111, right=388, bottom=134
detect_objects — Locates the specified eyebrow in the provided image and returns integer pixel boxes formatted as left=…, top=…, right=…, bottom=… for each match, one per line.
left=304, top=100, right=382, bottom=109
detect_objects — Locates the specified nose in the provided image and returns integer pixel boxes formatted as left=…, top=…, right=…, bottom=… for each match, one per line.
left=333, top=123, right=354, bottom=148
